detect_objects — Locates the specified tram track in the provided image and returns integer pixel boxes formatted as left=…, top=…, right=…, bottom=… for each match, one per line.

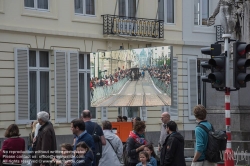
left=94, top=70, right=171, bottom=107
left=127, top=80, right=139, bottom=106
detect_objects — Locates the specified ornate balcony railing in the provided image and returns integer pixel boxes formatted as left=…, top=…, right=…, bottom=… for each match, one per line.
left=215, top=25, right=224, bottom=41
left=102, top=14, right=164, bottom=39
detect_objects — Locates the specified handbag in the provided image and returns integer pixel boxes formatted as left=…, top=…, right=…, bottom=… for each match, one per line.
left=106, top=139, right=122, bottom=164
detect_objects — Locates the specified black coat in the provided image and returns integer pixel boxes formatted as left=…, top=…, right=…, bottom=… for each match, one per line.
left=126, top=137, right=144, bottom=164
left=160, top=132, right=186, bottom=166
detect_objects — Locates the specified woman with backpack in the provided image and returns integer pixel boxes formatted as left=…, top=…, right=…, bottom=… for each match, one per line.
left=125, top=121, right=147, bottom=166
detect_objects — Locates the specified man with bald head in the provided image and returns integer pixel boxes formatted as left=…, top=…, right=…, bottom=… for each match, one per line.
left=158, top=112, right=170, bottom=151
left=82, top=109, right=106, bottom=166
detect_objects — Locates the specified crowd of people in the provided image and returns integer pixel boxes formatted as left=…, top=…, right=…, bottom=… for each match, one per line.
left=148, top=66, right=171, bottom=89
left=0, top=105, right=216, bottom=166
left=90, top=69, right=132, bottom=90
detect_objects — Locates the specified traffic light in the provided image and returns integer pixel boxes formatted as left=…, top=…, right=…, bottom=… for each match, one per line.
left=201, top=44, right=226, bottom=89
left=233, top=41, right=250, bottom=88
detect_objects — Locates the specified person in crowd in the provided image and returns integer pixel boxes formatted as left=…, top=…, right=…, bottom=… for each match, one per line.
left=136, top=151, right=152, bottom=166
left=132, top=117, right=141, bottom=126
left=52, top=143, right=73, bottom=166
left=191, top=105, right=216, bottom=166
left=99, top=121, right=123, bottom=166
left=33, top=111, right=57, bottom=166
left=160, top=121, right=186, bottom=166
left=117, top=116, right=122, bottom=122
left=0, top=124, right=25, bottom=166
left=158, top=112, right=170, bottom=151
left=141, top=70, right=145, bottom=78
left=70, top=142, right=94, bottom=166
left=28, top=121, right=38, bottom=151
left=122, top=116, right=128, bottom=122
left=34, top=112, right=52, bottom=139
left=82, top=110, right=106, bottom=166
left=71, top=119, right=95, bottom=153
left=144, top=144, right=157, bottom=166
left=126, top=121, right=147, bottom=166
left=131, top=71, right=135, bottom=81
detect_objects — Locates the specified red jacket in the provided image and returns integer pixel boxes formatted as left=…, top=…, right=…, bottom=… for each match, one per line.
left=0, top=137, right=25, bottom=164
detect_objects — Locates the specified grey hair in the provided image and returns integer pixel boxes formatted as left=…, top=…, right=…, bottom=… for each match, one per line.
left=37, top=111, right=49, bottom=122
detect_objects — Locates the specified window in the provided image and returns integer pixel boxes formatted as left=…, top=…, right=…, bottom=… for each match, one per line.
left=75, top=0, right=95, bottom=15
left=29, top=51, right=50, bottom=120
left=194, top=0, right=209, bottom=25
left=158, top=0, right=175, bottom=24
left=24, top=0, right=49, bottom=10
left=127, top=107, right=139, bottom=119
left=166, top=0, right=174, bottom=23
left=119, top=0, right=136, bottom=17
left=15, top=48, right=50, bottom=124
left=54, top=52, right=96, bottom=123
left=79, top=53, right=96, bottom=118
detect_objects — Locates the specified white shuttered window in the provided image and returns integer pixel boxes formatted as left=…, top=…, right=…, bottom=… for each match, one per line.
left=68, top=52, right=79, bottom=122
left=15, top=48, right=29, bottom=124
left=170, top=58, right=178, bottom=120
left=55, top=51, right=67, bottom=123
left=188, top=57, right=198, bottom=120
left=15, top=49, right=50, bottom=124
left=54, top=51, right=80, bottom=123
left=54, top=51, right=95, bottom=123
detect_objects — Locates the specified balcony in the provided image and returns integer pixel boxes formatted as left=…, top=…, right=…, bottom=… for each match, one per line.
left=102, top=14, right=164, bottom=39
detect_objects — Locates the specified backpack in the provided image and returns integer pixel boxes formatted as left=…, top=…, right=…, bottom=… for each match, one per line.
left=197, top=124, right=227, bottom=163
left=92, top=123, right=102, bottom=164
left=122, top=143, right=129, bottom=166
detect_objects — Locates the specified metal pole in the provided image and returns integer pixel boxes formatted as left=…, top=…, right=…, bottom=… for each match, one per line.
left=222, top=34, right=234, bottom=166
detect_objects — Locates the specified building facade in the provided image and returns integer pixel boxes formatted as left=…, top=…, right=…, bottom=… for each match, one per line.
left=0, top=0, right=183, bottom=146
left=3, top=0, right=247, bottom=152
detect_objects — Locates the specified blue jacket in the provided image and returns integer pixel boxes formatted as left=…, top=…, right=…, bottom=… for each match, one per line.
left=149, top=156, right=157, bottom=166
left=72, top=150, right=94, bottom=166
left=195, top=121, right=212, bottom=161
left=74, top=131, right=95, bottom=154
left=136, top=162, right=152, bottom=166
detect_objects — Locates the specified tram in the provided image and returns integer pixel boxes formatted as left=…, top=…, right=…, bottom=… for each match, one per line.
left=130, top=67, right=141, bottom=80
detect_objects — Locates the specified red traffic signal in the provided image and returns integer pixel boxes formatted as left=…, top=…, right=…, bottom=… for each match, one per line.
left=236, top=43, right=250, bottom=56
left=233, top=42, right=250, bottom=88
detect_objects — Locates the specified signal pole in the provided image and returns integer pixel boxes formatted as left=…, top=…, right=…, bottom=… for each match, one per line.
left=222, top=34, right=234, bottom=166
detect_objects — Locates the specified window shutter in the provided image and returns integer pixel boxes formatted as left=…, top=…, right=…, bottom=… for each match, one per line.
left=188, top=58, right=197, bottom=120
left=140, top=106, right=147, bottom=121
left=101, top=107, right=108, bottom=121
left=15, top=48, right=29, bottom=124
left=170, top=58, right=178, bottom=120
left=54, top=51, right=67, bottom=123
left=67, top=52, right=79, bottom=122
